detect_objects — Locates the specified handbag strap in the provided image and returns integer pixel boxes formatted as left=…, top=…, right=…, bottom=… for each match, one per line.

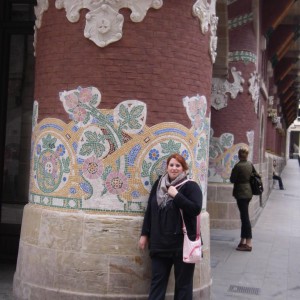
left=174, top=179, right=190, bottom=189
left=180, top=209, right=200, bottom=238
left=174, top=179, right=201, bottom=239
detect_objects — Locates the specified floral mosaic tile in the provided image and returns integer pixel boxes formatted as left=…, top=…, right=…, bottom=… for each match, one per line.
left=30, top=87, right=210, bottom=214
left=208, top=128, right=254, bottom=183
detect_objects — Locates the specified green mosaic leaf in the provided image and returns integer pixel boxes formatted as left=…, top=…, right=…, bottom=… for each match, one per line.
left=128, top=118, right=141, bottom=130
left=161, top=140, right=181, bottom=154
left=82, top=112, right=91, bottom=125
left=79, top=144, right=93, bottom=156
left=141, top=161, right=151, bottom=177
left=90, top=94, right=98, bottom=106
left=79, top=131, right=106, bottom=157
left=62, top=157, right=70, bottom=173
left=130, top=105, right=144, bottom=118
left=118, top=104, right=144, bottom=131
left=42, top=134, right=57, bottom=150
left=102, top=166, right=112, bottom=180
left=119, top=104, right=129, bottom=119
left=101, top=186, right=107, bottom=196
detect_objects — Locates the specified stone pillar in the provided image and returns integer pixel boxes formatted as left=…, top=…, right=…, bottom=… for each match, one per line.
left=13, top=1, right=214, bottom=299
left=208, top=0, right=262, bottom=228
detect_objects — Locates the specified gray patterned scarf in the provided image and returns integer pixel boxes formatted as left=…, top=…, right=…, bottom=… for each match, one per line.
left=156, top=172, right=187, bottom=208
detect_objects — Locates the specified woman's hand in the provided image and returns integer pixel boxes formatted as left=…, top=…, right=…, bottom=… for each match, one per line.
left=168, top=186, right=178, bottom=198
left=138, top=235, right=148, bottom=250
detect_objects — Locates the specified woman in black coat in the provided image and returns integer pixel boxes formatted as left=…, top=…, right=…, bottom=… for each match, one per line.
left=138, top=153, right=202, bottom=300
left=230, top=147, right=254, bottom=252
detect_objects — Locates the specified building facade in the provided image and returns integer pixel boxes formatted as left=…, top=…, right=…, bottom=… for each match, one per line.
left=0, top=0, right=299, bottom=299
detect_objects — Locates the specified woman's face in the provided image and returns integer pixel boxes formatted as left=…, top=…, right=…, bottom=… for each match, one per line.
left=167, top=158, right=184, bottom=180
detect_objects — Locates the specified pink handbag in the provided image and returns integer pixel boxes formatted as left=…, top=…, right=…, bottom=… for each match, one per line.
left=180, top=210, right=202, bottom=264
left=174, top=180, right=202, bottom=264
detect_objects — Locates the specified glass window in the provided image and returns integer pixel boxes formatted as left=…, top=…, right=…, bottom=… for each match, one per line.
left=10, top=4, right=35, bottom=21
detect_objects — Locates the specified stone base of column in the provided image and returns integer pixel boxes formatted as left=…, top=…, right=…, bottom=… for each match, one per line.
left=13, top=204, right=211, bottom=299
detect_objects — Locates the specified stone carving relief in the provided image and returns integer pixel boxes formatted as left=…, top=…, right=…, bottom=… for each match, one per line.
left=248, top=71, right=261, bottom=114
left=54, top=0, right=163, bottom=47
left=193, top=0, right=219, bottom=63
left=211, top=67, right=244, bottom=110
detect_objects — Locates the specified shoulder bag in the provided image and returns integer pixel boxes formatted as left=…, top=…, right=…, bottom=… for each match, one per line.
left=174, top=180, right=202, bottom=264
left=250, top=165, right=264, bottom=195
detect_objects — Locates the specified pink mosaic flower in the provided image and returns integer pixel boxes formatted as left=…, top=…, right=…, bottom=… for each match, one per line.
left=42, top=154, right=59, bottom=179
left=73, top=107, right=87, bottom=122
left=188, top=101, right=198, bottom=116
left=82, top=156, right=103, bottom=180
left=78, top=88, right=93, bottom=103
left=105, top=171, right=128, bottom=194
left=193, top=114, right=201, bottom=129
left=65, top=93, right=79, bottom=109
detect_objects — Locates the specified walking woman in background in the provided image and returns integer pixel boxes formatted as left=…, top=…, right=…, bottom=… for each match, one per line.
left=138, top=153, right=202, bottom=300
left=230, top=147, right=254, bottom=252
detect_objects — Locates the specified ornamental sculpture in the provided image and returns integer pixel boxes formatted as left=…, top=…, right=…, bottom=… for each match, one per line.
left=211, top=67, right=244, bottom=110
left=248, top=71, right=261, bottom=114
left=193, top=0, right=219, bottom=63
left=54, top=0, right=163, bottom=47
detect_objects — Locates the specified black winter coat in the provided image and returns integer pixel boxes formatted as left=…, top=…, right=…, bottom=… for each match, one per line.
left=141, top=178, right=202, bottom=256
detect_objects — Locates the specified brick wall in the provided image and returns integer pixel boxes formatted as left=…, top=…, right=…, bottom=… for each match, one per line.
left=34, top=0, right=212, bottom=126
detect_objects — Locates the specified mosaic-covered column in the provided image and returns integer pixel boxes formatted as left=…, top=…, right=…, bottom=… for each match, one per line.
left=13, top=0, right=215, bottom=299
left=208, top=0, right=262, bottom=228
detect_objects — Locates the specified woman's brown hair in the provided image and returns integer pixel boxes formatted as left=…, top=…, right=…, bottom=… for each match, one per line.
left=166, top=153, right=189, bottom=171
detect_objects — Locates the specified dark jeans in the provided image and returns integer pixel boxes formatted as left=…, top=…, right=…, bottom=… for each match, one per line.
left=148, top=254, right=195, bottom=300
left=273, top=175, right=284, bottom=189
left=236, top=198, right=252, bottom=239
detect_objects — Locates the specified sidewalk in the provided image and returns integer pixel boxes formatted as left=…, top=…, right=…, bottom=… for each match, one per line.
left=210, top=159, right=300, bottom=300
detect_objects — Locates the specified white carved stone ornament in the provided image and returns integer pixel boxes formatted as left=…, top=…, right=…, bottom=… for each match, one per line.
left=248, top=71, right=261, bottom=114
left=268, top=96, right=274, bottom=106
left=33, top=0, right=49, bottom=55
left=34, top=0, right=49, bottom=29
left=193, top=0, right=219, bottom=63
left=54, top=0, right=163, bottom=47
left=211, top=67, right=244, bottom=110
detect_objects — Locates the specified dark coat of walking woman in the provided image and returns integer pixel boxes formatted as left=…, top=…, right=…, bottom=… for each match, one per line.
left=138, top=153, right=202, bottom=300
left=230, top=147, right=253, bottom=252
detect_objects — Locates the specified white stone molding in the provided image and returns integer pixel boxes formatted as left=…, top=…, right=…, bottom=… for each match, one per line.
left=246, top=130, right=254, bottom=162
left=33, top=0, right=49, bottom=56
left=273, top=116, right=282, bottom=129
left=34, top=0, right=49, bottom=29
left=248, top=71, right=261, bottom=114
left=211, top=67, right=244, bottom=110
left=268, top=96, right=274, bottom=106
left=55, top=0, right=163, bottom=47
left=193, top=0, right=219, bottom=63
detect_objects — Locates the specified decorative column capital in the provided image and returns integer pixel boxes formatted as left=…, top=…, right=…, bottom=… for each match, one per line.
left=55, top=0, right=163, bottom=47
